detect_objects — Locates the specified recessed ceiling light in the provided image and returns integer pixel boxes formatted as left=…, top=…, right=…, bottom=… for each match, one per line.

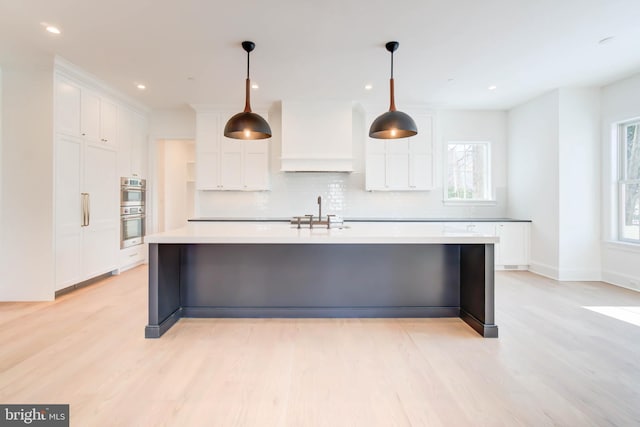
left=251, top=83, right=259, bottom=89
left=447, top=78, right=454, bottom=83
left=45, top=26, right=61, bottom=35
left=364, top=84, right=373, bottom=90
left=488, top=85, right=497, bottom=91
left=598, top=36, right=615, bottom=45
left=136, top=84, right=146, bottom=90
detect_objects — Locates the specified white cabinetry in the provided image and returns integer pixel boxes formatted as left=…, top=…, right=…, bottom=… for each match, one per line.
left=365, top=111, right=434, bottom=191
left=117, top=108, right=148, bottom=178
left=84, top=95, right=117, bottom=145
left=54, top=134, right=119, bottom=290
left=55, top=76, right=118, bottom=147
left=195, top=110, right=269, bottom=190
left=119, top=244, right=148, bottom=273
left=464, top=222, right=497, bottom=235
left=54, top=66, right=148, bottom=291
left=495, top=222, right=530, bottom=269
left=130, top=111, right=148, bottom=178
left=55, top=76, right=82, bottom=136
left=436, top=221, right=530, bottom=269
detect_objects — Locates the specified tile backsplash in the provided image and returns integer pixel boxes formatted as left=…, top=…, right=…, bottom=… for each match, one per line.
left=196, top=171, right=507, bottom=219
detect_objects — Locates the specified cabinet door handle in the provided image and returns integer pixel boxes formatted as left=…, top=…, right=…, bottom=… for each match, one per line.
left=86, top=193, right=90, bottom=226
left=80, top=193, right=89, bottom=226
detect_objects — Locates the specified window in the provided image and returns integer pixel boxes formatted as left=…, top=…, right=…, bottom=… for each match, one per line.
left=619, top=119, right=640, bottom=243
left=446, top=142, right=492, bottom=202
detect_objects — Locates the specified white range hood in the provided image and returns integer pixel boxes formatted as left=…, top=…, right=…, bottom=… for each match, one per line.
left=280, top=100, right=353, bottom=172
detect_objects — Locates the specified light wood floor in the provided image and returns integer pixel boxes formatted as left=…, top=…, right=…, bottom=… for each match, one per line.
left=1, top=267, right=639, bottom=426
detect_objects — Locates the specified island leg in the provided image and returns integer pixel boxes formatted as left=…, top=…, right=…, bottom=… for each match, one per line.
left=145, top=243, right=183, bottom=338
left=459, top=243, right=498, bottom=337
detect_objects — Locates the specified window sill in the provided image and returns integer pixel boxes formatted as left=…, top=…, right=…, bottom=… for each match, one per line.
left=443, top=199, right=498, bottom=207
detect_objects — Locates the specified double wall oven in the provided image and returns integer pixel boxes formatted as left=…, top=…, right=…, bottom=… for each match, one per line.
left=120, top=177, right=146, bottom=248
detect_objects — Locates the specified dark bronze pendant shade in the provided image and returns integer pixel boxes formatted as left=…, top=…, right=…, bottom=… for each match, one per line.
left=224, top=41, right=272, bottom=140
left=369, top=41, right=418, bottom=139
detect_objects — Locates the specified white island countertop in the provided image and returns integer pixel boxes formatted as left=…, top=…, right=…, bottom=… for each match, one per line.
left=146, top=221, right=499, bottom=245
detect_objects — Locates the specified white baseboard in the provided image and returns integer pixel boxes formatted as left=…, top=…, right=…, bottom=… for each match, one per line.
left=495, top=265, right=528, bottom=271
left=117, top=260, right=146, bottom=274
left=557, top=269, right=602, bottom=281
left=602, top=271, right=640, bottom=292
left=528, top=262, right=602, bottom=282
left=528, top=261, right=559, bottom=280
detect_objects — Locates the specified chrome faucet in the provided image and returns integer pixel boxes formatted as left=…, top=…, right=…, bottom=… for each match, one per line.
left=290, top=195, right=343, bottom=229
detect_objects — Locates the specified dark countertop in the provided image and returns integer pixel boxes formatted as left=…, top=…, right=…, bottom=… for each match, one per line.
left=188, top=217, right=532, bottom=223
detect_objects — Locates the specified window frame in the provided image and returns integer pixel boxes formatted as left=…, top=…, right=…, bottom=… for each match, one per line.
left=444, top=141, right=494, bottom=205
left=617, top=119, right=640, bottom=244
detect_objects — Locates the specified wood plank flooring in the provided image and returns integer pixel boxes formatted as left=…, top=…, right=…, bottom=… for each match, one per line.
left=1, top=266, right=639, bottom=426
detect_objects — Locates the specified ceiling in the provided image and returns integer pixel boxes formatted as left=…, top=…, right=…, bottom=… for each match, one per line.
left=2, top=0, right=640, bottom=111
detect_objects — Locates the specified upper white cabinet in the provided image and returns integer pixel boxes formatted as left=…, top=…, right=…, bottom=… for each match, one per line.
left=280, top=100, right=353, bottom=172
left=99, top=98, right=118, bottom=144
left=55, top=76, right=118, bottom=148
left=130, top=110, right=148, bottom=178
left=194, top=109, right=269, bottom=191
left=55, top=76, right=82, bottom=136
left=80, top=90, right=101, bottom=141
left=365, top=110, right=434, bottom=191
left=118, top=108, right=148, bottom=178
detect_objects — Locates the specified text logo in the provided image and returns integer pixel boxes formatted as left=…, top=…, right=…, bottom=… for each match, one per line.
left=0, top=405, right=68, bottom=426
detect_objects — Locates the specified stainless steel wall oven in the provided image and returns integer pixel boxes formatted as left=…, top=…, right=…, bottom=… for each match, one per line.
left=120, top=177, right=146, bottom=248
left=121, top=177, right=146, bottom=207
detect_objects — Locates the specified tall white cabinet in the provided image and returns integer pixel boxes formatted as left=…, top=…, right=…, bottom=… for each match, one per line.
left=54, top=62, right=148, bottom=291
left=55, top=134, right=119, bottom=289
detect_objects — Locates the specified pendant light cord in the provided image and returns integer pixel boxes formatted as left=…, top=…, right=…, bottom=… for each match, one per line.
left=246, top=49, right=250, bottom=79
left=389, top=49, right=396, bottom=112
left=244, top=49, right=252, bottom=113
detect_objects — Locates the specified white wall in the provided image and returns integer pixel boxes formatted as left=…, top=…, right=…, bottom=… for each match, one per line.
left=159, top=139, right=194, bottom=231
left=507, top=91, right=560, bottom=278
left=0, top=66, right=3, bottom=264
left=600, top=73, right=640, bottom=290
left=0, top=57, right=55, bottom=300
left=196, top=107, right=509, bottom=219
left=147, top=109, right=196, bottom=234
left=508, top=88, right=603, bottom=281
left=149, top=108, right=195, bottom=140
left=558, top=88, right=601, bottom=280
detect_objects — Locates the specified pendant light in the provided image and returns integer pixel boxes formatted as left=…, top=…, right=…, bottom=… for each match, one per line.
left=369, top=41, right=418, bottom=139
left=224, top=41, right=272, bottom=140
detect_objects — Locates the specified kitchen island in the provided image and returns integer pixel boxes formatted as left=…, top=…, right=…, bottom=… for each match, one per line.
left=145, top=222, right=499, bottom=338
